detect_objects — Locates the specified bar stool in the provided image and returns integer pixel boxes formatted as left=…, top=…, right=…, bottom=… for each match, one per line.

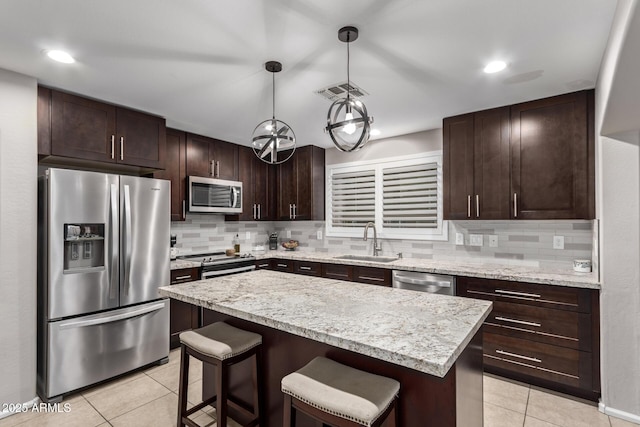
left=177, top=321, right=263, bottom=427
left=281, top=357, right=400, bottom=427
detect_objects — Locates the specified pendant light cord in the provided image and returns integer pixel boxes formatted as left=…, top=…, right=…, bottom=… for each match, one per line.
left=272, top=71, right=276, bottom=120
left=346, top=34, right=351, bottom=104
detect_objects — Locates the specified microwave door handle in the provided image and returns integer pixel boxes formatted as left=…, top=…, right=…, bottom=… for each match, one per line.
left=123, top=184, right=132, bottom=296
left=231, top=187, right=238, bottom=208
left=109, top=184, right=118, bottom=300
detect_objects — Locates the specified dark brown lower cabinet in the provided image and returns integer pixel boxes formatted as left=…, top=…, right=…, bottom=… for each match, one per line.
left=169, top=268, right=200, bottom=348
left=353, top=266, right=392, bottom=287
left=293, top=260, right=322, bottom=277
left=321, top=263, right=353, bottom=281
left=457, top=276, right=600, bottom=401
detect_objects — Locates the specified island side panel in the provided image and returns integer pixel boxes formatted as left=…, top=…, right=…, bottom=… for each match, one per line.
left=200, top=309, right=483, bottom=427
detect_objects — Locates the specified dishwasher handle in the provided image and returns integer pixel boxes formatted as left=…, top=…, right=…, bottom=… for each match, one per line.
left=393, top=275, right=452, bottom=287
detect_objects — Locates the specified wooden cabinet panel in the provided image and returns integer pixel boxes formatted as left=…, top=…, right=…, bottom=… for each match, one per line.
left=186, top=134, right=213, bottom=177
left=293, top=261, right=322, bottom=277
left=511, top=91, right=592, bottom=219
left=484, top=332, right=592, bottom=391
left=443, top=113, right=474, bottom=219
left=473, top=107, right=510, bottom=219
left=353, top=266, right=392, bottom=287
left=276, top=146, right=325, bottom=221
left=255, top=259, right=273, bottom=270
left=227, top=146, right=276, bottom=221
left=171, top=267, right=200, bottom=284
left=169, top=267, right=200, bottom=348
left=37, top=86, right=51, bottom=156
left=272, top=259, right=294, bottom=273
left=185, top=133, right=239, bottom=180
left=322, top=263, right=353, bottom=281
left=154, top=128, right=186, bottom=221
left=51, top=90, right=117, bottom=162
left=209, top=138, right=238, bottom=180
left=116, top=108, right=166, bottom=169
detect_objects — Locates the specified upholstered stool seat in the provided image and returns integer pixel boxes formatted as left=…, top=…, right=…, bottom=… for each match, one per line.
left=178, top=322, right=263, bottom=427
left=281, top=357, right=399, bottom=427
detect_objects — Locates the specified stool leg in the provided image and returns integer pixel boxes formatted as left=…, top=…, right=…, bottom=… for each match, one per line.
left=282, top=394, right=295, bottom=427
left=252, top=347, right=263, bottom=425
left=216, top=362, right=229, bottom=427
left=177, top=345, right=190, bottom=427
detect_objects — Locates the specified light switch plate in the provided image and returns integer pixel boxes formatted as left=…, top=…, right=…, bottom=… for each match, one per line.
left=245, top=231, right=251, bottom=240
left=489, top=235, right=498, bottom=247
left=286, top=230, right=291, bottom=238
left=553, top=235, right=565, bottom=249
left=455, top=233, right=464, bottom=245
left=470, top=234, right=483, bottom=246
left=316, top=230, right=323, bottom=240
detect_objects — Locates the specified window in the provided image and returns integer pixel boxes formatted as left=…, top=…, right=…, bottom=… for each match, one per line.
left=326, top=152, right=447, bottom=240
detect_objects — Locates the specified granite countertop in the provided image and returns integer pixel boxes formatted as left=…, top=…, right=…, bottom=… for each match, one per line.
left=170, top=259, right=201, bottom=270
left=159, top=270, right=492, bottom=378
left=253, top=251, right=600, bottom=289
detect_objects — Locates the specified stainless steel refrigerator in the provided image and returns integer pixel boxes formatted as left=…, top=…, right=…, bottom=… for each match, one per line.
left=37, top=168, right=170, bottom=402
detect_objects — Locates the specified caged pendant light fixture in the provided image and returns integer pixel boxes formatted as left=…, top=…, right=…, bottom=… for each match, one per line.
left=252, top=61, right=296, bottom=164
left=325, top=26, right=373, bottom=152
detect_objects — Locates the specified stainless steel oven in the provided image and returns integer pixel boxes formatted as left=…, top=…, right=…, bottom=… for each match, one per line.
left=176, top=252, right=255, bottom=279
left=188, top=176, right=243, bottom=214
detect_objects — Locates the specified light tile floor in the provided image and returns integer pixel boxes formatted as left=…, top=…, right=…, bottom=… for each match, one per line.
left=1, top=349, right=638, bottom=427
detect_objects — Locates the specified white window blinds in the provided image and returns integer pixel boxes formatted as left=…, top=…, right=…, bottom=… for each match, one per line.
left=330, top=169, right=375, bottom=228
left=382, top=162, right=439, bottom=229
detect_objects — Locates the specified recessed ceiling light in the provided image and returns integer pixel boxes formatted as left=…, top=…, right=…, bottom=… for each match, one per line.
left=46, top=50, right=75, bottom=64
left=370, top=129, right=381, bottom=136
left=483, top=60, right=506, bottom=74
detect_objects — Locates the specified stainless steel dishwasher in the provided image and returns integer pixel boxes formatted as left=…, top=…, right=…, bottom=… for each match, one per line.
left=392, top=270, right=456, bottom=295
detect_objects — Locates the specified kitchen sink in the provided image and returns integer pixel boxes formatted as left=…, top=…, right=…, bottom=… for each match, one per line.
left=334, top=254, right=399, bottom=263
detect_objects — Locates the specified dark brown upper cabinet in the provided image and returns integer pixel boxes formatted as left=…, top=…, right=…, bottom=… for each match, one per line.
left=510, top=90, right=594, bottom=219
left=43, top=88, right=166, bottom=170
left=443, top=90, right=594, bottom=220
left=277, top=145, right=325, bottom=221
left=154, top=128, right=187, bottom=221
left=226, top=146, right=276, bottom=221
left=185, top=133, right=238, bottom=180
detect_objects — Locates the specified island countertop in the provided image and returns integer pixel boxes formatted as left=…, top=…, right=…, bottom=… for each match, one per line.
left=158, top=269, right=492, bottom=378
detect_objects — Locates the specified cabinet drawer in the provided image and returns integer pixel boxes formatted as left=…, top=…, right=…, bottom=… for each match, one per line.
left=485, top=301, right=591, bottom=351
left=458, top=276, right=591, bottom=313
left=254, top=259, right=273, bottom=270
left=294, top=261, right=322, bottom=277
left=272, top=260, right=294, bottom=273
left=353, top=266, right=392, bottom=287
left=322, top=263, right=353, bottom=281
left=170, top=267, right=200, bottom=284
left=484, top=332, right=592, bottom=390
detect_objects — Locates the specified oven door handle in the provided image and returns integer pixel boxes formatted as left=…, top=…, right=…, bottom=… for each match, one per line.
left=202, top=265, right=255, bottom=279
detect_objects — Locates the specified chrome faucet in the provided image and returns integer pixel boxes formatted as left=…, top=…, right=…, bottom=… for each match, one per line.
left=363, top=222, right=382, bottom=256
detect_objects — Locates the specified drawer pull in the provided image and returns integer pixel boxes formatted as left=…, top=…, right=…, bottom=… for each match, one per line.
left=277, top=263, right=289, bottom=268
left=174, top=275, right=192, bottom=280
left=496, top=349, right=541, bottom=363
left=495, top=289, right=541, bottom=299
left=258, top=263, right=269, bottom=268
left=495, top=316, right=541, bottom=327
left=299, top=266, right=312, bottom=271
left=359, top=276, right=385, bottom=282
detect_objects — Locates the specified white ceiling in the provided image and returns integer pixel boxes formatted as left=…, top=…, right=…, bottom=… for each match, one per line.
left=0, top=0, right=618, bottom=148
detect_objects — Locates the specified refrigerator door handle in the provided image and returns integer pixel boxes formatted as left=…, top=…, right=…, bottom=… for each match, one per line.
left=58, top=302, right=166, bottom=330
left=123, top=184, right=133, bottom=296
left=109, top=184, right=118, bottom=299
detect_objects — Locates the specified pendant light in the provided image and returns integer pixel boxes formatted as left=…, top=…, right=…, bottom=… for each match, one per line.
left=252, top=61, right=296, bottom=164
left=325, top=26, right=373, bottom=152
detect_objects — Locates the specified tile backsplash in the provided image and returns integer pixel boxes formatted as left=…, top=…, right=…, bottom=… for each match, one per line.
left=172, top=215, right=596, bottom=273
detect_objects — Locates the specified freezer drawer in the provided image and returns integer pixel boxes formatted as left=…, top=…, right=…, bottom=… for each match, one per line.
left=41, top=299, right=169, bottom=400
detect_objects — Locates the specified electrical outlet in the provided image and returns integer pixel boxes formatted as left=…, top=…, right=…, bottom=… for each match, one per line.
left=455, top=233, right=464, bottom=245
left=553, top=235, right=565, bottom=249
left=489, top=235, right=498, bottom=247
left=316, top=230, right=323, bottom=240
left=245, top=231, right=251, bottom=240
left=470, top=234, right=483, bottom=246
left=286, top=230, right=291, bottom=238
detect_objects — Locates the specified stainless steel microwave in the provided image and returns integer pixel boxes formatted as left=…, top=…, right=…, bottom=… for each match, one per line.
left=188, top=176, right=242, bottom=214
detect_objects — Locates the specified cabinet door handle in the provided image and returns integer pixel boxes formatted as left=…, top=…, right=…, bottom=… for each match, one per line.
left=252, top=204, right=256, bottom=220
left=496, top=349, right=541, bottom=363
left=289, top=204, right=293, bottom=219
left=467, top=195, right=471, bottom=218
left=359, top=276, right=385, bottom=282
left=513, top=193, right=518, bottom=217
left=210, top=160, right=215, bottom=177
left=120, top=136, right=124, bottom=160
left=293, top=204, right=297, bottom=219
left=110, top=135, right=115, bottom=159
left=277, top=263, right=288, bottom=268
left=257, top=263, right=269, bottom=268
left=182, top=200, right=186, bottom=219
left=495, top=316, right=541, bottom=328
left=495, top=289, right=541, bottom=299
left=475, top=195, right=479, bottom=218
left=258, top=204, right=261, bottom=219
left=216, top=161, right=220, bottom=177
left=299, top=266, right=311, bottom=271
left=174, top=275, right=192, bottom=280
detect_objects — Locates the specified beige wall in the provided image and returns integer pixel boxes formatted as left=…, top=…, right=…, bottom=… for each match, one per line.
left=325, top=129, right=442, bottom=165
left=0, top=69, right=37, bottom=408
left=595, top=0, right=640, bottom=421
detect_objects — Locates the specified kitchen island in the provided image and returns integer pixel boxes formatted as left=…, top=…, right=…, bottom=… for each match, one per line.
left=159, top=270, right=492, bottom=426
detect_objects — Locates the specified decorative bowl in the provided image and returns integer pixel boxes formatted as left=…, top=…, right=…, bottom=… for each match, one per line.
left=282, top=240, right=299, bottom=250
